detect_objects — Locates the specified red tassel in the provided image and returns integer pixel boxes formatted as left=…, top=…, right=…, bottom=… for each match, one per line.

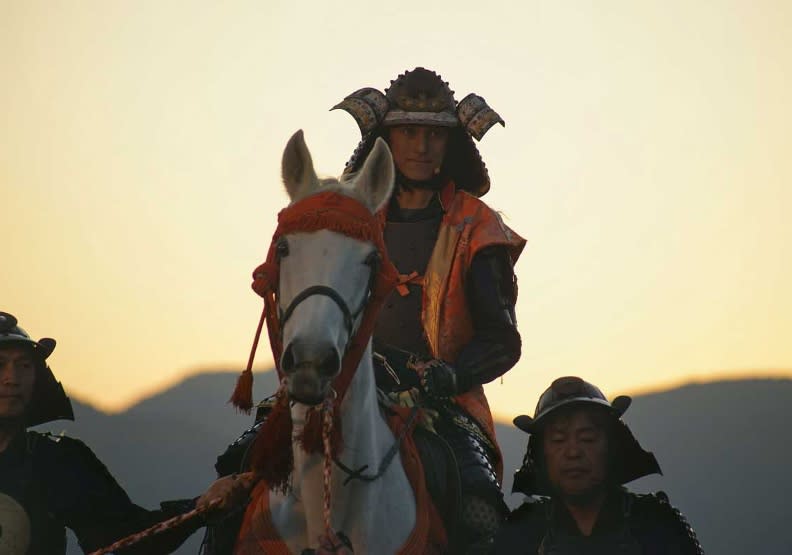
left=250, top=390, right=294, bottom=492
left=229, top=368, right=254, bottom=413
left=298, top=403, right=343, bottom=456
left=230, top=304, right=268, bottom=413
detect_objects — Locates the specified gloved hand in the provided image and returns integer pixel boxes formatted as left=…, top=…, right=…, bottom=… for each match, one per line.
left=196, top=472, right=258, bottom=514
left=417, top=359, right=459, bottom=399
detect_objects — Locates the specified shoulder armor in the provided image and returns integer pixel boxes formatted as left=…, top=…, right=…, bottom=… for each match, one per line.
left=28, top=431, right=119, bottom=482
left=507, top=496, right=550, bottom=522
left=631, top=491, right=705, bottom=555
left=26, top=430, right=79, bottom=452
left=30, top=431, right=91, bottom=452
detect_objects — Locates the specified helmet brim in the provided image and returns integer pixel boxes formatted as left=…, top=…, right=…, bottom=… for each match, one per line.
left=514, top=395, right=632, bottom=434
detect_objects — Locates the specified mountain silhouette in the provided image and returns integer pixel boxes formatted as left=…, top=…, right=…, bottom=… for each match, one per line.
left=36, top=372, right=791, bottom=554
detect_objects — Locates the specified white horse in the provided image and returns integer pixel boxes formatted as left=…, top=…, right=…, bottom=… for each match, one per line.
left=233, top=131, right=427, bottom=554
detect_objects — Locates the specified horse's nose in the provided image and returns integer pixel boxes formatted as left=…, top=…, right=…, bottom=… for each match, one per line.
left=281, top=341, right=341, bottom=378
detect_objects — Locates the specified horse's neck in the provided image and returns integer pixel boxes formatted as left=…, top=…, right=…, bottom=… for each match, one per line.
left=290, top=342, right=397, bottom=538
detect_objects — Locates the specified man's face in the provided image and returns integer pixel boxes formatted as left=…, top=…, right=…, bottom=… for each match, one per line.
left=0, top=346, right=36, bottom=420
left=388, top=125, right=449, bottom=182
left=542, top=407, right=609, bottom=500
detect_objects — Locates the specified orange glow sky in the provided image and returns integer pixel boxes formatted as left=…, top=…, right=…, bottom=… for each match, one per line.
left=3, top=1, right=791, bottom=420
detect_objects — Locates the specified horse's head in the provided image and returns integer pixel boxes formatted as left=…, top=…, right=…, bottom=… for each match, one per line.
left=276, top=131, right=394, bottom=405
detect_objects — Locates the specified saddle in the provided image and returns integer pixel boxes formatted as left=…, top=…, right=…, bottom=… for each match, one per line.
left=410, top=415, right=463, bottom=545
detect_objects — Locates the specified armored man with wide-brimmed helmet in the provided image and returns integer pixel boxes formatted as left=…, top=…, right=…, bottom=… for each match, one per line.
left=0, top=312, right=198, bottom=554
left=495, top=377, right=704, bottom=554
left=333, top=67, right=526, bottom=552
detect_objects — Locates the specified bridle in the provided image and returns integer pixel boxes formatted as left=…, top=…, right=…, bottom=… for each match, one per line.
left=229, top=190, right=410, bottom=548
left=277, top=250, right=382, bottom=349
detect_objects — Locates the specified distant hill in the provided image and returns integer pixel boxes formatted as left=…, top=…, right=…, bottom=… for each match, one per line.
left=36, top=373, right=792, bottom=554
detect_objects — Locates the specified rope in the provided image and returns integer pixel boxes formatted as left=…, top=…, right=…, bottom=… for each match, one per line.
left=247, top=304, right=267, bottom=373
left=322, top=395, right=335, bottom=537
left=87, top=498, right=221, bottom=555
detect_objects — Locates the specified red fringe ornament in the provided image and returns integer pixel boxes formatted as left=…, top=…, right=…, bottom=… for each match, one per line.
left=229, top=368, right=254, bottom=413
left=230, top=304, right=269, bottom=413
left=297, top=403, right=343, bottom=456
left=278, top=211, right=376, bottom=245
left=249, top=388, right=294, bottom=492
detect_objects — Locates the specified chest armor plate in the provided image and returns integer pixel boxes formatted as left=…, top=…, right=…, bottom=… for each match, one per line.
left=0, top=437, right=66, bottom=554
left=0, top=493, right=31, bottom=555
left=374, top=215, right=441, bottom=357
left=540, top=515, right=642, bottom=555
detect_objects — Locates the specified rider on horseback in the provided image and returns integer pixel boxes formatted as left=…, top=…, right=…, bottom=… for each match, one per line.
left=202, top=68, right=524, bottom=554
left=333, top=67, right=525, bottom=552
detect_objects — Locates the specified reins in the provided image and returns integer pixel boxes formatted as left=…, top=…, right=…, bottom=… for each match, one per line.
left=332, top=405, right=420, bottom=486
left=87, top=499, right=221, bottom=555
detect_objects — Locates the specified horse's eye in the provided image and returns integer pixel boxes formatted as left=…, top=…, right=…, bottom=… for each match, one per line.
left=364, top=251, right=380, bottom=267
left=276, top=238, right=289, bottom=258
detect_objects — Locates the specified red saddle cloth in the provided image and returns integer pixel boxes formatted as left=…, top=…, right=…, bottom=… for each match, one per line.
left=234, top=405, right=447, bottom=554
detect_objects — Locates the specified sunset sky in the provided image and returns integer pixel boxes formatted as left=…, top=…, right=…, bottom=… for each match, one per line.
left=3, top=1, right=791, bottom=420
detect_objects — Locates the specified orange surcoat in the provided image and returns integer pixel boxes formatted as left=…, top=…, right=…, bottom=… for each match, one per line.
left=410, top=182, right=526, bottom=480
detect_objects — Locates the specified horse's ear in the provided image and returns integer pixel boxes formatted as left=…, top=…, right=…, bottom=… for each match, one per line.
left=282, top=130, right=320, bottom=201
left=353, top=137, right=395, bottom=213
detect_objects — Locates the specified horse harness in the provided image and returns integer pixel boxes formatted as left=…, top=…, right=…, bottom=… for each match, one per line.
left=276, top=237, right=383, bottom=345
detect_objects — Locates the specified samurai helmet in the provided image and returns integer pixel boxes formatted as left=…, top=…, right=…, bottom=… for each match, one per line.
left=0, top=312, right=74, bottom=427
left=511, top=376, right=661, bottom=496
left=332, top=67, right=505, bottom=197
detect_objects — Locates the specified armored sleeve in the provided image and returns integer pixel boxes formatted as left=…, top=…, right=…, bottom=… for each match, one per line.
left=453, top=245, right=521, bottom=392
left=45, top=436, right=200, bottom=553
left=631, top=492, right=705, bottom=555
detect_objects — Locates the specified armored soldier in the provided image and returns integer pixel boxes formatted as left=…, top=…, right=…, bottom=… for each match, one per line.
left=331, top=67, right=526, bottom=552
left=494, top=376, right=704, bottom=554
left=0, top=311, right=197, bottom=554
left=202, top=68, right=524, bottom=553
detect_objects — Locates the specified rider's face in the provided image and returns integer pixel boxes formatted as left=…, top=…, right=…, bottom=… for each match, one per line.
left=388, top=125, right=449, bottom=181
left=0, top=346, right=36, bottom=420
left=542, top=407, right=609, bottom=500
